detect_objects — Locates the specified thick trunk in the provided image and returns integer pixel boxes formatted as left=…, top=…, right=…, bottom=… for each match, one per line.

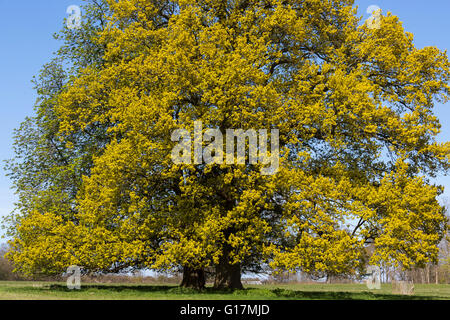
left=214, top=205, right=243, bottom=290
left=213, top=247, right=243, bottom=289
left=214, top=262, right=243, bottom=289
left=180, top=266, right=205, bottom=290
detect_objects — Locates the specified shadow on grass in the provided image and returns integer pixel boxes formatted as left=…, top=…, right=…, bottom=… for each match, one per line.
left=40, top=284, right=444, bottom=300
left=267, top=288, right=438, bottom=300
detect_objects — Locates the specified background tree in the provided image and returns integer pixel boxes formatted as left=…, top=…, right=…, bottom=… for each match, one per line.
left=6, top=0, right=450, bottom=289
left=0, top=244, right=20, bottom=281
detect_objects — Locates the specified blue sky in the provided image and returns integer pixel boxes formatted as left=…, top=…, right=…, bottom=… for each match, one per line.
left=0, top=1, right=449, bottom=238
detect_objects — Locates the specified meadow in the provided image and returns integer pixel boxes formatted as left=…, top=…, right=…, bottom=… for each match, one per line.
left=0, top=281, right=448, bottom=300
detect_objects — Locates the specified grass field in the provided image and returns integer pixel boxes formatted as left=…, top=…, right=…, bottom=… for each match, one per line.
left=0, top=281, right=449, bottom=300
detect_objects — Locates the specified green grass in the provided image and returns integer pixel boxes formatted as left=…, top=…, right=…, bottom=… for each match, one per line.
left=0, top=281, right=448, bottom=300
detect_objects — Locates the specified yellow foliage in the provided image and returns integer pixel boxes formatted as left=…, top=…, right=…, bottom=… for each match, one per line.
left=8, top=0, right=450, bottom=276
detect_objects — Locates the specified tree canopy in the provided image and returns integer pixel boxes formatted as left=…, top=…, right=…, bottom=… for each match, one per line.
left=5, top=0, right=450, bottom=289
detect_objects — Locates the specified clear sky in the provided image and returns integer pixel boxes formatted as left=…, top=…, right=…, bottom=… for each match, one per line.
left=0, top=1, right=449, bottom=238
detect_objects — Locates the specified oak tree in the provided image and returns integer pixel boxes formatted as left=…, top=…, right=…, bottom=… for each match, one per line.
left=7, top=0, right=450, bottom=289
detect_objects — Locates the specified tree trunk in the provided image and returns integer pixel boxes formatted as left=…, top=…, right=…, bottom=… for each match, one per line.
left=213, top=247, right=243, bottom=290
left=180, top=266, right=206, bottom=290
left=435, top=265, right=439, bottom=285
left=214, top=262, right=243, bottom=289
